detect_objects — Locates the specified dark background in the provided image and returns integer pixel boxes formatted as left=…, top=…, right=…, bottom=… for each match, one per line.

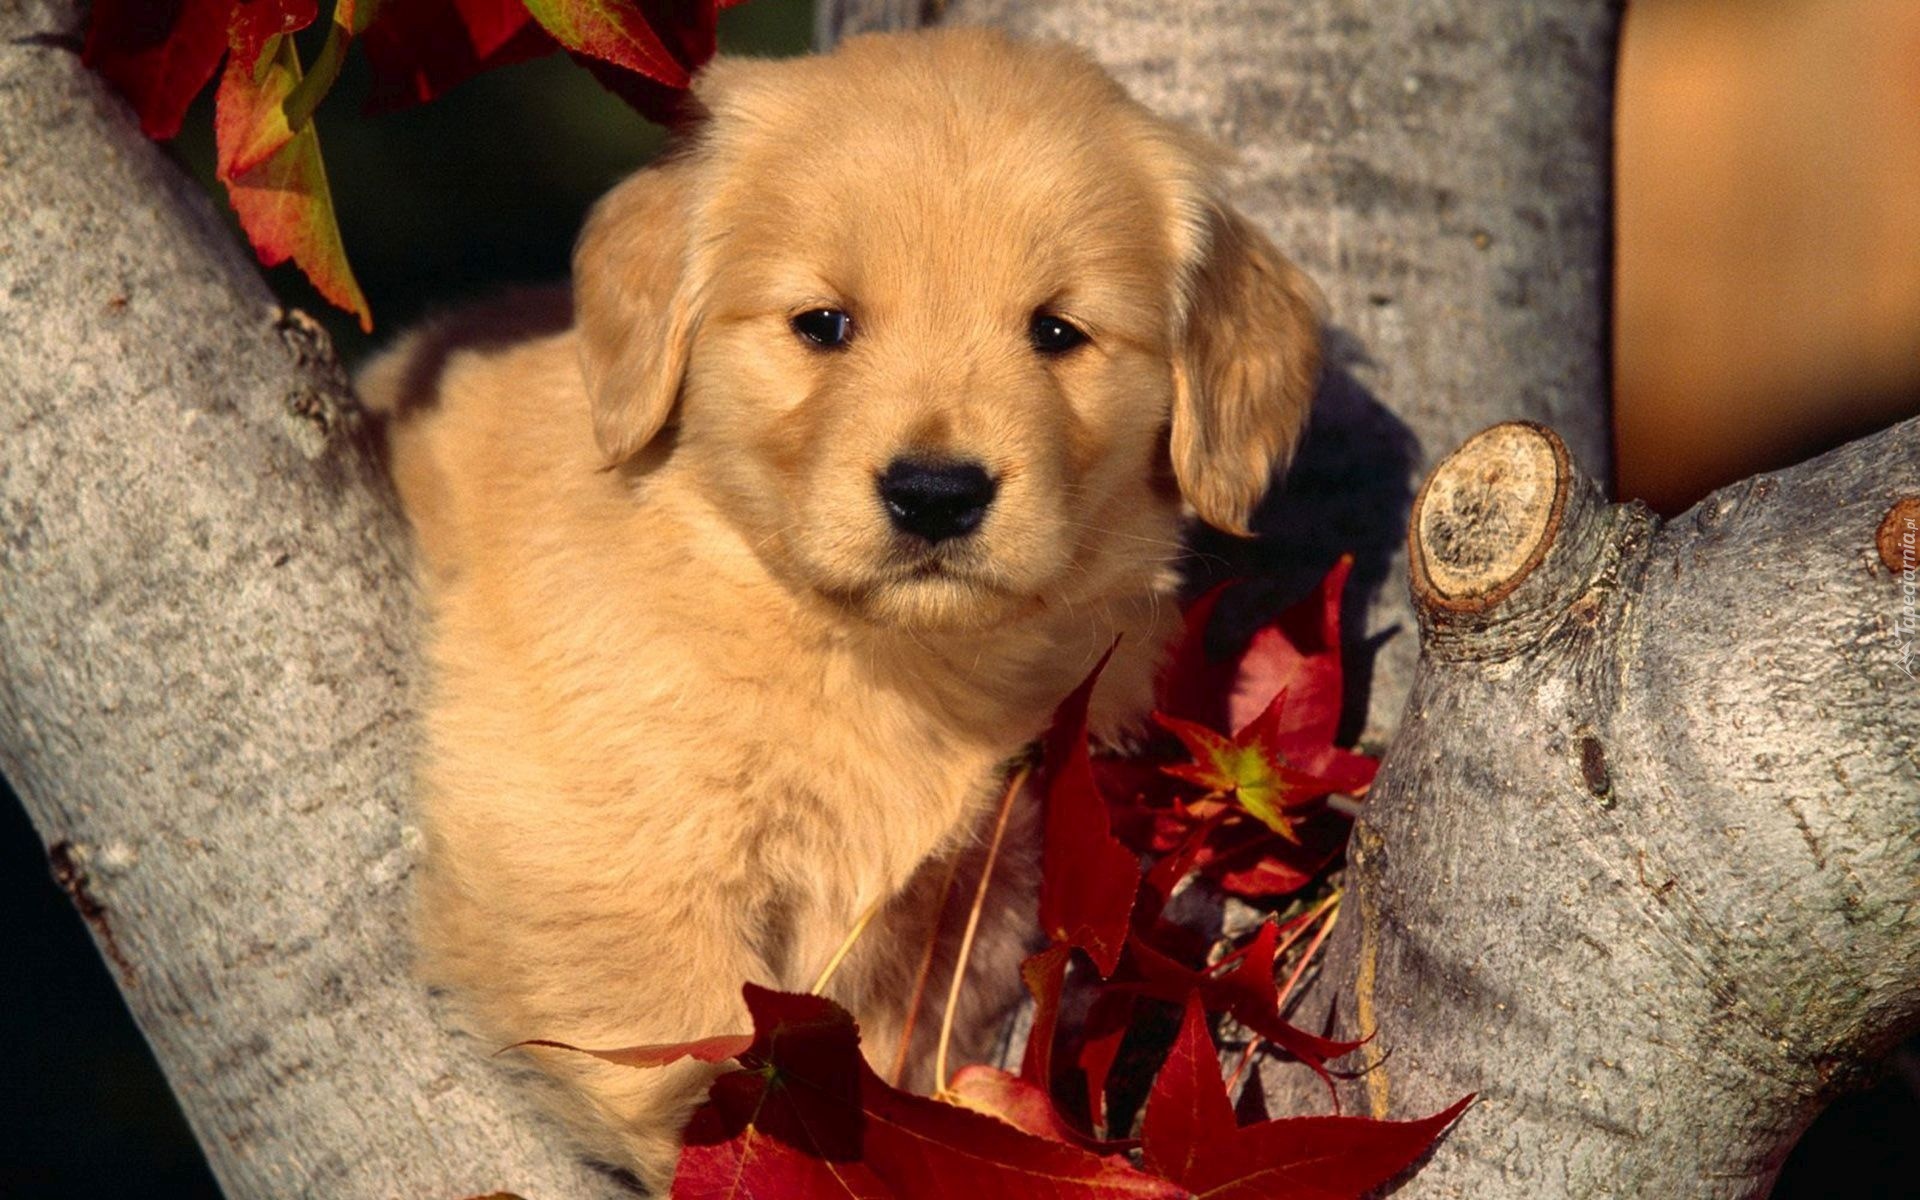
left=4, top=0, right=1915, bottom=1195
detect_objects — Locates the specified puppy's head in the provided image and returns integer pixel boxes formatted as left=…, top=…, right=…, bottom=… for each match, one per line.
left=574, top=29, right=1319, bottom=631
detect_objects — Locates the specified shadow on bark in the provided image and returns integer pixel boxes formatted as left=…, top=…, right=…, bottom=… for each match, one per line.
left=1187, top=326, right=1423, bottom=746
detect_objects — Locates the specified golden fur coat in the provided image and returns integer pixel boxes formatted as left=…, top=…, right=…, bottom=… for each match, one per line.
left=359, top=27, right=1319, bottom=1189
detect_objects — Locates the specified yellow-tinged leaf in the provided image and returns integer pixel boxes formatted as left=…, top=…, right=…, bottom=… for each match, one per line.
left=522, top=0, right=690, bottom=85
left=1154, top=709, right=1342, bottom=843
left=214, top=33, right=371, bottom=331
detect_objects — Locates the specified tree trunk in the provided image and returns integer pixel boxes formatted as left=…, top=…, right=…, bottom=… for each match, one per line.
left=0, top=3, right=624, bottom=1196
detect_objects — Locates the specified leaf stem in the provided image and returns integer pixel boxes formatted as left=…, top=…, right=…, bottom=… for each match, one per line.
left=1225, top=1034, right=1263, bottom=1096
left=1226, top=891, right=1343, bottom=1095
left=934, top=763, right=1031, bottom=1093
left=1277, top=895, right=1341, bottom=1008
left=809, top=895, right=884, bottom=996
left=890, top=848, right=966, bottom=1086
left=1273, top=890, right=1343, bottom=963
left=283, top=0, right=378, bottom=132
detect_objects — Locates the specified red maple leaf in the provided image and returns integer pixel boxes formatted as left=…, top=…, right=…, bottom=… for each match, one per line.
left=1105, top=559, right=1376, bottom=900
left=86, top=0, right=737, bottom=329
left=1188, top=812, right=1345, bottom=899
left=1119, top=924, right=1364, bottom=1105
left=1142, top=993, right=1472, bottom=1199
left=1018, top=942, right=1073, bottom=1089
left=1027, top=609, right=1370, bottom=1125
left=1074, top=988, right=1137, bottom=1134
left=1037, top=645, right=1142, bottom=978
left=947, top=1065, right=1134, bottom=1154
left=669, top=986, right=1188, bottom=1200
left=1153, top=706, right=1348, bottom=845
left=1158, top=556, right=1359, bottom=737
left=361, top=0, right=558, bottom=113
left=83, top=0, right=233, bottom=139
left=523, top=0, right=743, bottom=123
left=1023, top=644, right=1162, bottom=1125
left=523, top=0, right=698, bottom=85
left=1157, top=556, right=1376, bottom=791
left=229, top=0, right=318, bottom=70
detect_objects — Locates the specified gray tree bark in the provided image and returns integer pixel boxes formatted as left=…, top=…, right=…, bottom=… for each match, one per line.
left=0, top=2, right=625, bottom=1197
left=1290, top=418, right=1919, bottom=1197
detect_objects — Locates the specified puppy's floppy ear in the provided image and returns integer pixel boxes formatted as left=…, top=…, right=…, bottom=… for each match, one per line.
left=1169, top=205, right=1322, bottom=536
left=573, top=160, right=699, bottom=464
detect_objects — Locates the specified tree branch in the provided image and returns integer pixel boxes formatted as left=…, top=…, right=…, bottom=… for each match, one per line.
left=1284, top=416, right=1920, bottom=1196
left=0, top=4, right=623, bottom=1196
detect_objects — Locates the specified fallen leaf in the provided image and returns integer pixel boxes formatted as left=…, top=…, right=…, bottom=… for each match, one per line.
left=1222, top=556, right=1354, bottom=741
left=1154, top=708, right=1347, bottom=843
left=1140, top=809, right=1228, bottom=914
left=1143, top=994, right=1473, bottom=1200
left=1076, top=988, right=1135, bottom=1135
left=1155, top=557, right=1358, bottom=743
left=1140, top=994, right=1236, bottom=1187
left=522, top=0, right=716, bottom=102
left=1037, top=646, right=1141, bottom=977
left=947, top=1065, right=1131, bottom=1154
left=1018, top=943, right=1072, bottom=1089
left=1235, top=686, right=1376, bottom=802
left=1110, top=560, right=1376, bottom=899
left=678, top=1066, right=893, bottom=1200
left=1154, top=581, right=1238, bottom=733
left=1122, top=925, right=1364, bottom=1103
left=227, top=0, right=317, bottom=76
left=1190, top=812, right=1346, bottom=901
left=672, top=986, right=1188, bottom=1200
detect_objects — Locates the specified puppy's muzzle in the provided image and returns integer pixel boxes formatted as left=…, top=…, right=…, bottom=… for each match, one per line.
left=877, top=458, right=998, bottom=544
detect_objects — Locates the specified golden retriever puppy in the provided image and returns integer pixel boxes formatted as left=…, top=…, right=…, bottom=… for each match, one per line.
left=359, top=26, right=1319, bottom=1190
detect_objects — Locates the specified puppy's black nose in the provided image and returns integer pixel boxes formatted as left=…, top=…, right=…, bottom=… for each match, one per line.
left=877, top=459, right=998, bottom=543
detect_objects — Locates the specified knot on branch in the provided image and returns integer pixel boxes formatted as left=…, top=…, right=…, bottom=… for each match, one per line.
left=1408, top=421, right=1623, bottom=660
left=274, top=307, right=366, bottom=460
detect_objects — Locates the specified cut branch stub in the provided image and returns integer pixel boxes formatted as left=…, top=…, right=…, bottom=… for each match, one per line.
left=1410, top=421, right=1568, bottom=607
left=1879, top=495, right=1919, bottom=575
left=1407, top=421, right=1616, bottom=660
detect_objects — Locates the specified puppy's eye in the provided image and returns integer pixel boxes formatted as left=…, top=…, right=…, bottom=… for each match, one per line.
left=1030, top=311, right=1088, bottom=355
left=791, top=308, right=852, bottom=348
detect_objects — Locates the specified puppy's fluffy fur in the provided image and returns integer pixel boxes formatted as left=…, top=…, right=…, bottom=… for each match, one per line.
left=360, top=27, right=1318, bottom=1189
